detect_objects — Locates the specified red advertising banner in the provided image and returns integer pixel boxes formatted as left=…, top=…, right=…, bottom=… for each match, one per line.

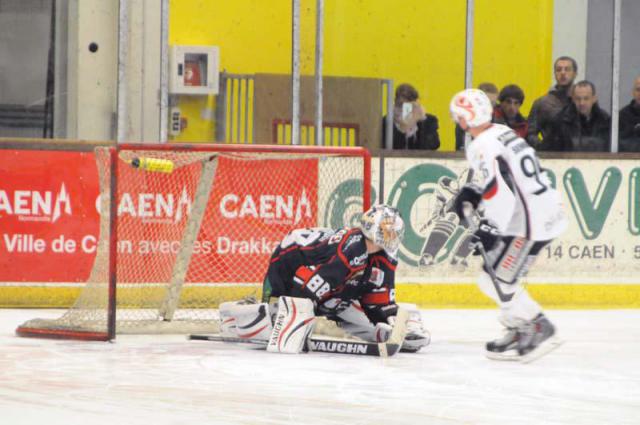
left=1, top=151, right=319, bottom=284
left=112, top=155, right=319, bottom=283
left=0, top=150, right=100, bottom=282
left=200, top=155, right=318, bottom=282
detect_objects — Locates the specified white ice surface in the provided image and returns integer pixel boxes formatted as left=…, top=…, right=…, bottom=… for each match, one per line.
left=1, top=309, right=639, bottom=425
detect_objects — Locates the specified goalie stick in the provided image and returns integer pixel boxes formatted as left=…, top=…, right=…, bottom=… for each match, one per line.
left=189, top=308, right=409, bottom=358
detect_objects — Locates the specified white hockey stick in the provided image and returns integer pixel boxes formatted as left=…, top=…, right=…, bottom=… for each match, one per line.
left=462, top=206, right=514, bottom=303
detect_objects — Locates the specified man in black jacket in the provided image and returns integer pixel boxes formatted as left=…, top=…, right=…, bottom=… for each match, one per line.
left=619, top=75, right=640, bottom=152
left=549, top=80, right=610, bottom=152
left=527, top=56, right=577, bottom=150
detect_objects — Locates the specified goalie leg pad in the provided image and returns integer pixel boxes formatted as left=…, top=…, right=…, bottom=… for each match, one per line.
left=334, top=302, right=429, bottom=352
left=267, top=296, right=316, bottom=354
left=332, top=303, right=397, bottom=344
left=334, top=302, right=377, bottom=342
left=219, top=300, right=273, bottom=341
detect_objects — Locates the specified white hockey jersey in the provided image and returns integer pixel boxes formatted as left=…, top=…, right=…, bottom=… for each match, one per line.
left=465, top=123, right=567, bottom=241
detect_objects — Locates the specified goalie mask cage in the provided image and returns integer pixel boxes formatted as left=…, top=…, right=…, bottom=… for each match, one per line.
left=16, top=143, right=371, bottom=341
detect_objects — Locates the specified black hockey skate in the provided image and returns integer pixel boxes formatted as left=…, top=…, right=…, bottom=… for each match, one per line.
left=516, top=314, right=563, bottom=364
left=485, top=328, right=520, bottom=361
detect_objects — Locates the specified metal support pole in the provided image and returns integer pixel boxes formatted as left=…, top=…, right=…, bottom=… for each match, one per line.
left=314, top=0, right=324, bottom=145
left=384, top=80, right=393, bottom=150
left=381, top=79, right=394, bottom=203
left=291, top=0, right=301, bottom=145
left=159, top=0, right=169, bottom=143
left=215, top=72, right=228, bottom=142
left=116, top=0, right=129, bottom=143
left=610, top=0, right=621, bottom=153
left=464, top=0, right=474, bottom=89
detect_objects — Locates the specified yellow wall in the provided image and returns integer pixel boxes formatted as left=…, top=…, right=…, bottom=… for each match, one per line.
left=473, top=0, right=554, bottom=114
left=169, top=0, right=553, bottom=150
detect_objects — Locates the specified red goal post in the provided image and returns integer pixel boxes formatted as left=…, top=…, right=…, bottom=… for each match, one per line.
left=16, top=143, right=371, bottom=341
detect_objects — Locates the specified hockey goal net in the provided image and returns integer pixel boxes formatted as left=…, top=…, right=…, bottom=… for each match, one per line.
left=16, top=143, right=371, bottom=340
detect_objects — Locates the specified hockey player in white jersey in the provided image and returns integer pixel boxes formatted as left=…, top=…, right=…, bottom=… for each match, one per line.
left=449, top=88, right=567, bottom=362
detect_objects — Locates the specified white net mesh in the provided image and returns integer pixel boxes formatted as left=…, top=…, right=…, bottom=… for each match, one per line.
left=17, top=145, right=369, bottom=338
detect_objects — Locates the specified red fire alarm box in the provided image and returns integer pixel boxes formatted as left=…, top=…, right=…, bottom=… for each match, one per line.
left=170, top=46, right=219, bottom=95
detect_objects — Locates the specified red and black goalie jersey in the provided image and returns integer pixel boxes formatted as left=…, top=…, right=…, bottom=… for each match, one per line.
left=262, top=227, right=398, bottom=324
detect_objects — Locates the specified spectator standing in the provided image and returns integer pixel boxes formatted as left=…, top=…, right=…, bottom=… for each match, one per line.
left=478, top=82, right=499, bottom=108
left=549, top=80, right=611, bottom=152
left=619, top=75, right=640, bottom=152
left=527, top=56, right=577, bottom=150
left=455, top=82, right=498, bottom=150
left=494, top=84, right=528, bottom=139
left=382, top=83, right=440, bottom=150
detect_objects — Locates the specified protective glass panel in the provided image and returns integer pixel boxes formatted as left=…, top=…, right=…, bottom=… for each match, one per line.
left=320, top=0, right=467, bottom=152
left=617, top=0, right=640, bottom=152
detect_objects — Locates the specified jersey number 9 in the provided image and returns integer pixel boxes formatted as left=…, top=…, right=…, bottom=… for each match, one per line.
left=520, top=154, right=548, bottom=195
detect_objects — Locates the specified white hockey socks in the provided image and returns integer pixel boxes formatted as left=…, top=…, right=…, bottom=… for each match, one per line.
left=267, top=296, right=316, bottom=354
left=476, top=271, right=543, bottom=326
left=219, top=300, right=273, bottom=341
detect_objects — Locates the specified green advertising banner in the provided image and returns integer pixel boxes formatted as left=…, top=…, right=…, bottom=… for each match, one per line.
left=370, top=157, right=640, bottom=308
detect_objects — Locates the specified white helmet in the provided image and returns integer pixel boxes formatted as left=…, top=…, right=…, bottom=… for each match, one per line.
left=359, top=204, right=405, bottom=256
left=449, top=89, right=493, bottom=128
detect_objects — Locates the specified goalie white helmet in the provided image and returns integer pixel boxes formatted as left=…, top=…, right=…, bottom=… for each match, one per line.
left=359, top=204, right=405, bottom=255
left=449, top=89, right=493, bottom=128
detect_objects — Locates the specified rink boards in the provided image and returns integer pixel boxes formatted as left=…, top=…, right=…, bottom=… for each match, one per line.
left=1, top=147, right=640, bottom=308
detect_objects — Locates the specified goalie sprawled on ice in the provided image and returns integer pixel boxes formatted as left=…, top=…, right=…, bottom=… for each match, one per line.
left=218, top=204, right=430, bottom=354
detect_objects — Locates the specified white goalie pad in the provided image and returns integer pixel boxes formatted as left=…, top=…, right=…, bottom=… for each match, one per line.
left=267, top=296, right=316, bottom=354
left=219, top=300, right=273, bottom=341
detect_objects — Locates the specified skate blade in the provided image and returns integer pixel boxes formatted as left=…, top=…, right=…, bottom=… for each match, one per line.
left=519, top=336, right=564, bottom=364
left=486, top=350, right=520, bottom=361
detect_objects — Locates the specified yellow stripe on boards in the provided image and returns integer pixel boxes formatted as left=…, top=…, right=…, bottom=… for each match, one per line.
left=395, top=283, right=640, bottom=309
left=1, top=284, right=639, bottom=309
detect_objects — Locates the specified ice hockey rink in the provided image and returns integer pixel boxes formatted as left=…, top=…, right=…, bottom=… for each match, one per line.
left=1, top=309, right=638, bottom=425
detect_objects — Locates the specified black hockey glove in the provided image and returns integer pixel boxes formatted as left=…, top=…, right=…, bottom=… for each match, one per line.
left=363, top=303, right=399, bottom=325
left=453, top=184, right=483, bottom=221
left=470, top=219, right=500, bottom=254
left=316, top=298, right=350, bottom=318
